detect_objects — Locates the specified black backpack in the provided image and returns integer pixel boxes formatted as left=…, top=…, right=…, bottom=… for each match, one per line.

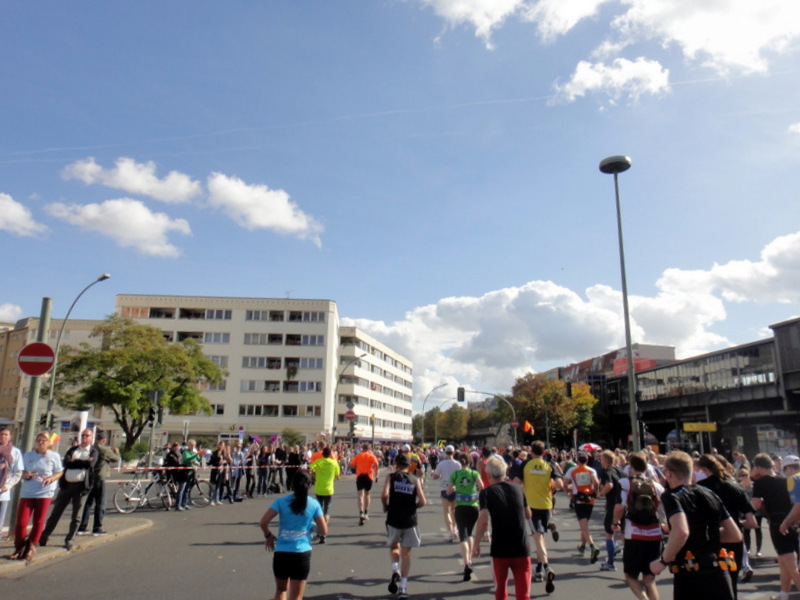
left=626, top=475, right=659, bottom=525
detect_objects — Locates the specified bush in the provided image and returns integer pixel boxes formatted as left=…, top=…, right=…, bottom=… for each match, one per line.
left=120, top=440, right=150, bottom=462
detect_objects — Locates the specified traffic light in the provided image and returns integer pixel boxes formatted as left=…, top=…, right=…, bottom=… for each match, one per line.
left=147, top=407, right=156, bottom=423
left=39, top=413, right=47, bottom=426
left=457, top=387, right=465, bottom=403
left=565, top=382, right=572, bottom=397
left=48, top=414, right=55, bottom=430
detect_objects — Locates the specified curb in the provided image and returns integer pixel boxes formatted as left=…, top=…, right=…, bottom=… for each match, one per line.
left=0, top=518, right=153, bottom=575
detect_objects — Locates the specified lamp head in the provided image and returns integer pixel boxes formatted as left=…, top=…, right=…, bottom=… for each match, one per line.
left=97, top=273, right=111, bottom=281
left=599, top=155, right=632, bottom=175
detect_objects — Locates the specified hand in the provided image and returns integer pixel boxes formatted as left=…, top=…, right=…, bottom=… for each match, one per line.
left=472, top=545, right=481, bottom=558
left=649, top=559, right=666, bottom=575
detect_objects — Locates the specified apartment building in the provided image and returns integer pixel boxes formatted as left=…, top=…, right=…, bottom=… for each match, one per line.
left=116, top=295, right=413, bottom=444
left=0, top=318, right=103, bottom=423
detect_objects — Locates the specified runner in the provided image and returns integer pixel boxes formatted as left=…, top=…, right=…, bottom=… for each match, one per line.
left=309, top=446, right=340, bottom=544
left=432, top=445, right=461, bottom=541
left=513, top=440, right=562, bottom=593
left=349, top=442, right=380, bottom=525
left=382, top=452, right=427, bottom=600
left=612, top=451, right=665, bottom=600
left=598, top=449, right=624, bottom=571
left=565, top=451, right=601, bottom=564
left=447, top=450, right=483, bottom=581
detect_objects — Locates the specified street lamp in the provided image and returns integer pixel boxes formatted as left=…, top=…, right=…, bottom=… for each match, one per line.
left=44, top=273, right=111, bottom=429
left=420, top=383, right=447, bottom=446
left=433, top=398, right=455, bottom=448
left=338, top=352, right=367, bottom=443
left=599, top=155, right=640, bottom=452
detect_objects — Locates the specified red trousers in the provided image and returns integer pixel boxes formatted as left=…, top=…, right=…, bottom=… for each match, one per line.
left=492, top=556, right=531, bottom=600
left=15, top=497, right=52, bottom=546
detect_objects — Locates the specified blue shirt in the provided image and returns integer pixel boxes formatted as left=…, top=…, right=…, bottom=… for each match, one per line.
left=269, top=494, right=323, bottom=553
left=21, top=450, right=63, bottom=499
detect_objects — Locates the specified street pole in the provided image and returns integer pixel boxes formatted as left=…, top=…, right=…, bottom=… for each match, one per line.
left=44, top=273, right=111, bottom=430
left=599, top=156, right=641, bottom=452
left=420, top=383, right=447, bottom=447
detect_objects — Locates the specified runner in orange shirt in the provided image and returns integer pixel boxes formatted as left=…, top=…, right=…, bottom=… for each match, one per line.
left=350, top=442, right=380, bottom=525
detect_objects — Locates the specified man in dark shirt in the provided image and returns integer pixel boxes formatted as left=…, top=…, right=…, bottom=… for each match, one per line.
left=381, top=452, right=427, bottom=600
left=474, top=455, right=534, bottom=597
left=598, top=450, right=624, bottom=570
left=751, top=453, right=800, bottom=600
left=649, top=450, right=741, bottom=600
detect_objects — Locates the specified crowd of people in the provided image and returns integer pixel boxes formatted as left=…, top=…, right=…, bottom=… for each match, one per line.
left=3, top=425, right=800, bottom=600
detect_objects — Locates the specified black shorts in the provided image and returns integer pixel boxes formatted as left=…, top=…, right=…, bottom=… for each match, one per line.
left=273, top=550, right=312, bottom=581
left=454, top=505, right=479, bottom=542
left=575, top=503, right=594, bottom=521
left=622, top=539, right=661, bottom=577
left=603, top=507, right=615, bottom=534
left=529, top=509, right=551, bottom=535
left=673, top=569, right=733, bottom=600
left=770, top=522, right=800, bottom=556
left=317, top=495, right=332, bottom=515
left=356, top=474, right=373, bottom=492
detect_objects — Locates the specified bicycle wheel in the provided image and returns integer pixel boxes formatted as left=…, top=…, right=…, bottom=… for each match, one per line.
left=190, top=480, right=212, bottom=507
left=145, top=480, right=172, bottom=511
left=113, top=481, right=143, bottom=514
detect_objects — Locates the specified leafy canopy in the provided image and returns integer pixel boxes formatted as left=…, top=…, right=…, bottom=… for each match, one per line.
left=58, top=315, right=225, bottom=449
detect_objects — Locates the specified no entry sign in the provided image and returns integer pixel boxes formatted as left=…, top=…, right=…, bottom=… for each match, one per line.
left=18, top=342, right=56, bottom=376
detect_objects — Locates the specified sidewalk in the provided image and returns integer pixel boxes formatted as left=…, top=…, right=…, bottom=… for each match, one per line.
left=0, top=513, right=152, bottom=575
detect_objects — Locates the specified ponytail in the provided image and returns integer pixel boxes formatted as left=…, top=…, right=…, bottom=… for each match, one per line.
left=290, top=470, right=312, bottom=515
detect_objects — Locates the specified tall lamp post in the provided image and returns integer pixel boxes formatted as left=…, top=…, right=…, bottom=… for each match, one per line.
left=44, top=273, right=111, bottom=430
left=433, top=398, right=455, bottom=448
left=599, top=155, right=640, bottom=452
left=420, top=383, right=447, bottom=447
left=338, top=352, right=367, bottom=443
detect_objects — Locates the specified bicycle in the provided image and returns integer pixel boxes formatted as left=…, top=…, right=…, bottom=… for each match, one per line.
left=188, top=474, right=212, bottom=507
left=113, top=469, right=174, bottom=514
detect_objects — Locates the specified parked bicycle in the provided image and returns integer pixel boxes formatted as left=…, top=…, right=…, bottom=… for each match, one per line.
left=113, top=469, right=174, bottom=514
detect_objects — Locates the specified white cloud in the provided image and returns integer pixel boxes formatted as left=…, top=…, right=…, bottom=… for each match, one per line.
left=789, top=123, right=800, bottom=135
left=0, top=303, right=23, bottom=322
left=522, top=0, right=610, bottom=43
left=552, top=57, right=670, bottom=103
left=613, top=0, right=800, bottom=74
left=419, top=0, right=527, bottom=48
left=347, top=230, right=800, bottom=401
left=0, top=193, right=47, bottom=237
left=45, top=198, right=191, bottom=257
left=62, top=157, right=202, bottom=203
left=207, top=173, right=323, bottom=247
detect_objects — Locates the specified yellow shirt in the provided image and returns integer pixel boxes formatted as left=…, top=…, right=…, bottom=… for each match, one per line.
left=521, top=457, right=557, bottom=510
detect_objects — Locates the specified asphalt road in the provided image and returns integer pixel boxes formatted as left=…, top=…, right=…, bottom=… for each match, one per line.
left=2, top=475, right=783, bottom=599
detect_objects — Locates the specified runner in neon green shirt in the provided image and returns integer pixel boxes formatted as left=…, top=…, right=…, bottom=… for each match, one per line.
left=309, top=446, right=340, bottom=543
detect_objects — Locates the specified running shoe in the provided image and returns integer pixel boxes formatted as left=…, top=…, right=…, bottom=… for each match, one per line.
left=590, top=547, right=601, bottom=564
left=533, top=571, right=544, bottom=583
left=740, top=567, right=754, bottom=583
left=463, top=565, right=472, bottom=581
left=388, top=571, right=400, bottom=594
left=398, top=589, right=409, bottom=600
left=576, top=545, right=586, bottom=556
left=545, top=570, right=556, bottom=594
left=548, top=522, right=559, bottom=542
left=359, top=516, right=365, bottom=526
left=599, top=561, right=616, bottom=571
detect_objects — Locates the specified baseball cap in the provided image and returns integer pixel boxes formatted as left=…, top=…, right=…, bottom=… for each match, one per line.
left=783, top=454, right=800, bottom=468
left=401, top=444, right=411, bottom=452
left=445, top=445, right=455, bottom=454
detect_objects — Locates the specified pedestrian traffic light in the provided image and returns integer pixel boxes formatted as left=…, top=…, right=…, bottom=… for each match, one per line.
left=457, top=387, right=465, bottom=403
left=48, top=414, right=55, bottom=430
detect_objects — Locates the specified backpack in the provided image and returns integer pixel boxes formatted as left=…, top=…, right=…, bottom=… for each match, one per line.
left=626, top=475, right=658, bottom=525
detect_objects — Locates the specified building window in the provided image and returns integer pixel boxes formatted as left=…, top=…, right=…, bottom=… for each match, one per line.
left=286, top=334, right=301, bottom=346
left=288, top=311, right=303, bottom=322
left=269, top=311, right=284, bottom=322
left=209, top=381, right=227, bottom=391
left=304, top=405, right=321, bottom=417
left=208, top=404, right=225, bottom=416
left=203, top=332, right=230, bottom=344
left=302, top=312, right=325, bottom=322
left=244, top=333, right=268, bottom=345
left=283, top=405, right=298, bottom=417
left=205, top=309, right=232, bottom=320
left=300, top=358, right=323, bottom=369
left=206, top=355, right=229, bottom=368
left=149, top=308, right=175, bottom=319
left=268, top=334, right=283, bottom=345
left=301, top=335, right=324, bottom=346
left=245, top=310, right=267, bottom=321
left=299, top=381, right=322, bottom=392
left=283, top=381, right=299, bottom=393
left=121, top=306, right=149, bottom=318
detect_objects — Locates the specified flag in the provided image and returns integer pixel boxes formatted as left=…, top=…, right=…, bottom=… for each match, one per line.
left=523, top=420, right=533, bottom=434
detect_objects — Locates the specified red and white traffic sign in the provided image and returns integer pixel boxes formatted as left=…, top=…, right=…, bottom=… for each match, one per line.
left=511, top=419, right=519, bottom=429
left=345, top=410, right=356, bottom=421
left=18, top=342, right=56, bottom=376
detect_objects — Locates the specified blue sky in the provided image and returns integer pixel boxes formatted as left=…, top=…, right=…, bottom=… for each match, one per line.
left=2, top=1, right=800, bottom=408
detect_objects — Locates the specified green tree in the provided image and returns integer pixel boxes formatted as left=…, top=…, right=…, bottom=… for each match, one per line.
left=281, top=428, right=304, bottom=447
left=437, top=405, right=468, bottom=442
left=57, top=315, right=225, bottom=450
left=510, top=373, right=598, bottom=444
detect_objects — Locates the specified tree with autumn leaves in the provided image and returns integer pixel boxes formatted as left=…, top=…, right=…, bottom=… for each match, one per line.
left=509, top=373, right=598, bottom=445
left=54, top=315, right=226, bottom=450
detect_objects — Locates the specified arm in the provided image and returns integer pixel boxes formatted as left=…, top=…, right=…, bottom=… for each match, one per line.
left=779, top=503, right=800, bottom=535
left=415, top=477, right=427, bottom=509
left=2, top=450, right=24, bottom=492
left=650, top=511, right=689, bottom=575
left=314, top=514, right=328, bottom=537
left=472, top=509, right=489, bottom=557
left=260, top=507, right=278, bottom=552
